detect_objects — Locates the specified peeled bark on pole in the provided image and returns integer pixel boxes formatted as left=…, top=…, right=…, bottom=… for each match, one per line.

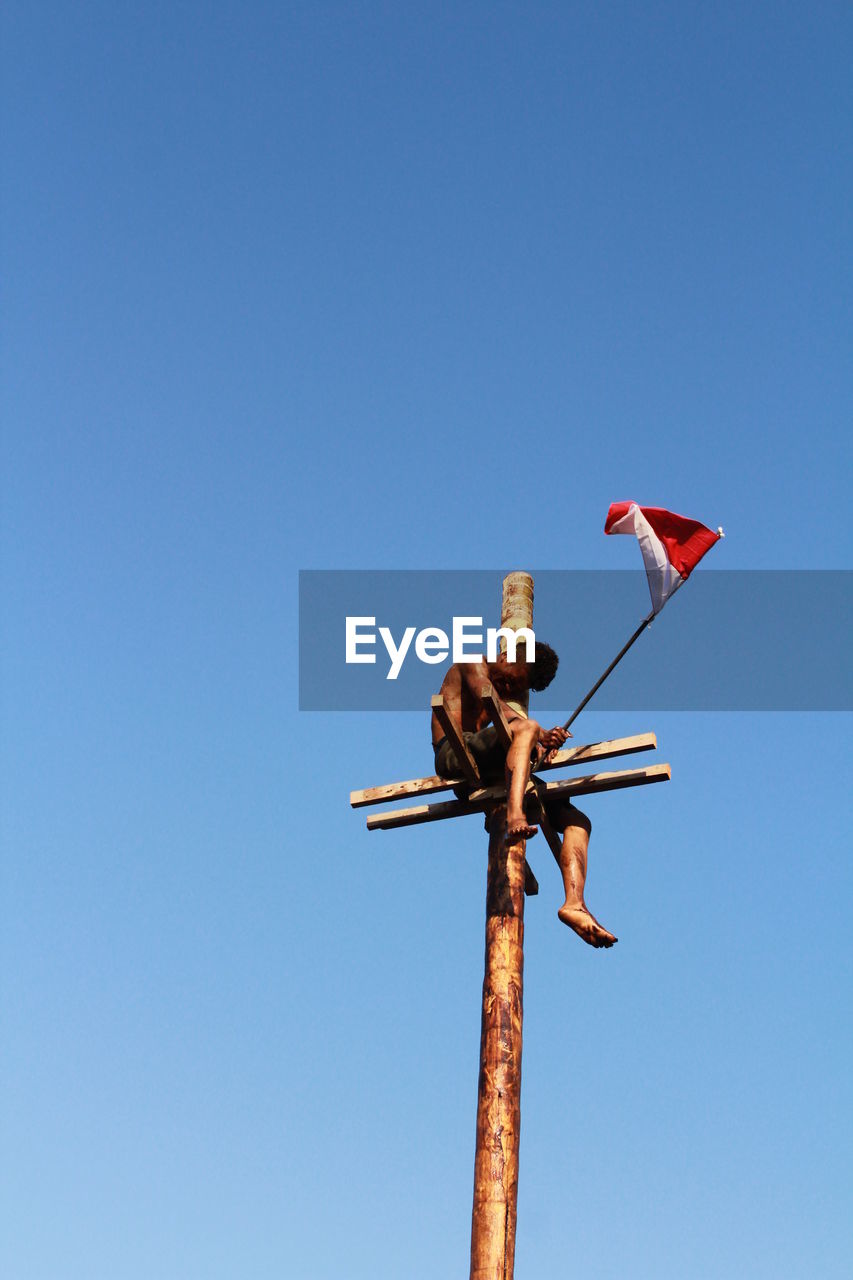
left=469, top=571, right=533, bottom=1280
left=470, top=820, right=526, bottom=1280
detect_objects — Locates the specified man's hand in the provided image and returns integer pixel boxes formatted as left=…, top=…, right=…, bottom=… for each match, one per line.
left=535, top=725, right=571, bottom=766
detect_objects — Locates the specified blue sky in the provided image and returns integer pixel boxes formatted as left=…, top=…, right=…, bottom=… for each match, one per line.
left=2, top=4, right=851, bottom=1278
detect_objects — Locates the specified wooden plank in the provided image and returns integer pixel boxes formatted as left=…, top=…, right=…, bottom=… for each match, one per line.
left=350, top=732, right=657, bottom=808
left=366, top=794, right=474, bottom=829
left=523, top=861, right=539, bottom=896
left=351, top=770, right=463, bottom=809
left=521, top=780, right=563, bottom=866
left=536, top=731, right=657, bottom=772
left=534, top=764, right=671, bottom=802
left=365, top=763, right=671, bottom=831
left=535, top=802, right=564, bottom=865
left=470, top=763, right=671, bottom=808
left=480, top=683, right=513, bottom=749
left=430, top=694, right=480, bottom=783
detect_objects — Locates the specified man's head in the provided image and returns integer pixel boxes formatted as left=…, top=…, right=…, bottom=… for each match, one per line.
left=524, top=640, right=559, bottom=690
left=494, top=640, right=559, bottom=692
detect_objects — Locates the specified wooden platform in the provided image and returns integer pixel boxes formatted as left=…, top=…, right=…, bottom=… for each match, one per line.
left=364, top=763, right=671, bottom=831
left=352, top=729, right=670, bottom=835
left=350, top=731, right=659, bottom=809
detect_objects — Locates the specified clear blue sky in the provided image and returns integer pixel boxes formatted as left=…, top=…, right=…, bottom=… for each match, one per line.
left=2, top=4, right=851, bottom=1278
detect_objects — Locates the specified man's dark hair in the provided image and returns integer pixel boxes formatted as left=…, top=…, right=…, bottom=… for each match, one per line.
left=527, top=640, right=559, bottom=691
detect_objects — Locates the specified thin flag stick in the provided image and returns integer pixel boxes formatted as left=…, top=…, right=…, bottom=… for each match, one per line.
left=562, top=609, right=656, bottom=732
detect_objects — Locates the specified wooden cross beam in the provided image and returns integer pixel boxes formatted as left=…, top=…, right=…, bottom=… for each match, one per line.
left=480, top=683, right=513, bottom=748
left=430, top=692, right=480, bottom=782
left=350, top=730, right=659, bottom=808
left=352, top=727, right=664, bottom=888
left=362, top=762, right=671, bottom=830
left=352, top=572, right=671, bottom=1280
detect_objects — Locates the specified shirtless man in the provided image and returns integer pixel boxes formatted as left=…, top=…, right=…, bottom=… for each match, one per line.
left=432, top=644, right=617, bottom=948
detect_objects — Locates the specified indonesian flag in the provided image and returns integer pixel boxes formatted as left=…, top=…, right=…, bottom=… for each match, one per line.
left=605, top=502, right=723, bottom=614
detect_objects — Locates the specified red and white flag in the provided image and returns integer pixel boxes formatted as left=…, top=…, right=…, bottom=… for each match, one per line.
left=605, top=501, right=723, bottom=614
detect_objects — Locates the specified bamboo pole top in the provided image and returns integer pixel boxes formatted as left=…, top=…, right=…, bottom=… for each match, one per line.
left=500, top=571, right=534, bottom=632
left=501, top=571, right=534, bottom=716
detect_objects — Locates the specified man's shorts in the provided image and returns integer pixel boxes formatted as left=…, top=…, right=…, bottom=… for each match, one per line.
left=433, top=725, right=587, bottom=833
left=434, top=724, right=506, bottom=781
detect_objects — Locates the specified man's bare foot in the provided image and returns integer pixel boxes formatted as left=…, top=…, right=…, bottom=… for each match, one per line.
left=557, top=904, right=617, bottom=948
left=506, top=815, right=538, bottom=843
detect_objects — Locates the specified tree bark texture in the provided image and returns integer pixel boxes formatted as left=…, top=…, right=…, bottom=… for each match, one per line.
left=469, top=816, right=526, bottom=1280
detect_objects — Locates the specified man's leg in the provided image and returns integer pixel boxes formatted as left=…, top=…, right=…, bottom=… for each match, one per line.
left=554, top=806, right=617, bottom=948
left=505, top=718, right=541, bottom=841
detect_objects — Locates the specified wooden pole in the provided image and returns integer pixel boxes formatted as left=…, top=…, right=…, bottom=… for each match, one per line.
left=470, top=571, right=533, bottom=1280
left=470, top=818, right=526, bottom=1279
left=468, top=814, right=522, bottom=1274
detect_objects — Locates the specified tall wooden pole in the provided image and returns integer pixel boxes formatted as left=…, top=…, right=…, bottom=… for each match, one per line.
left=470, top=571, right=533, bottom=1280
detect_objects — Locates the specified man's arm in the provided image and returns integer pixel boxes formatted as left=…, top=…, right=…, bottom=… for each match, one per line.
left=534, top=725, right=571, bottom=766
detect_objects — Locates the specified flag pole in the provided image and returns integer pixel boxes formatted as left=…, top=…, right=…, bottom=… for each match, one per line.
left=562, top=609, right=656, bottom=732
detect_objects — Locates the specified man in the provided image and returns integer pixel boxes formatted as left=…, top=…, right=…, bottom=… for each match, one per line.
left=432, top=643, right=617, bottom=949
